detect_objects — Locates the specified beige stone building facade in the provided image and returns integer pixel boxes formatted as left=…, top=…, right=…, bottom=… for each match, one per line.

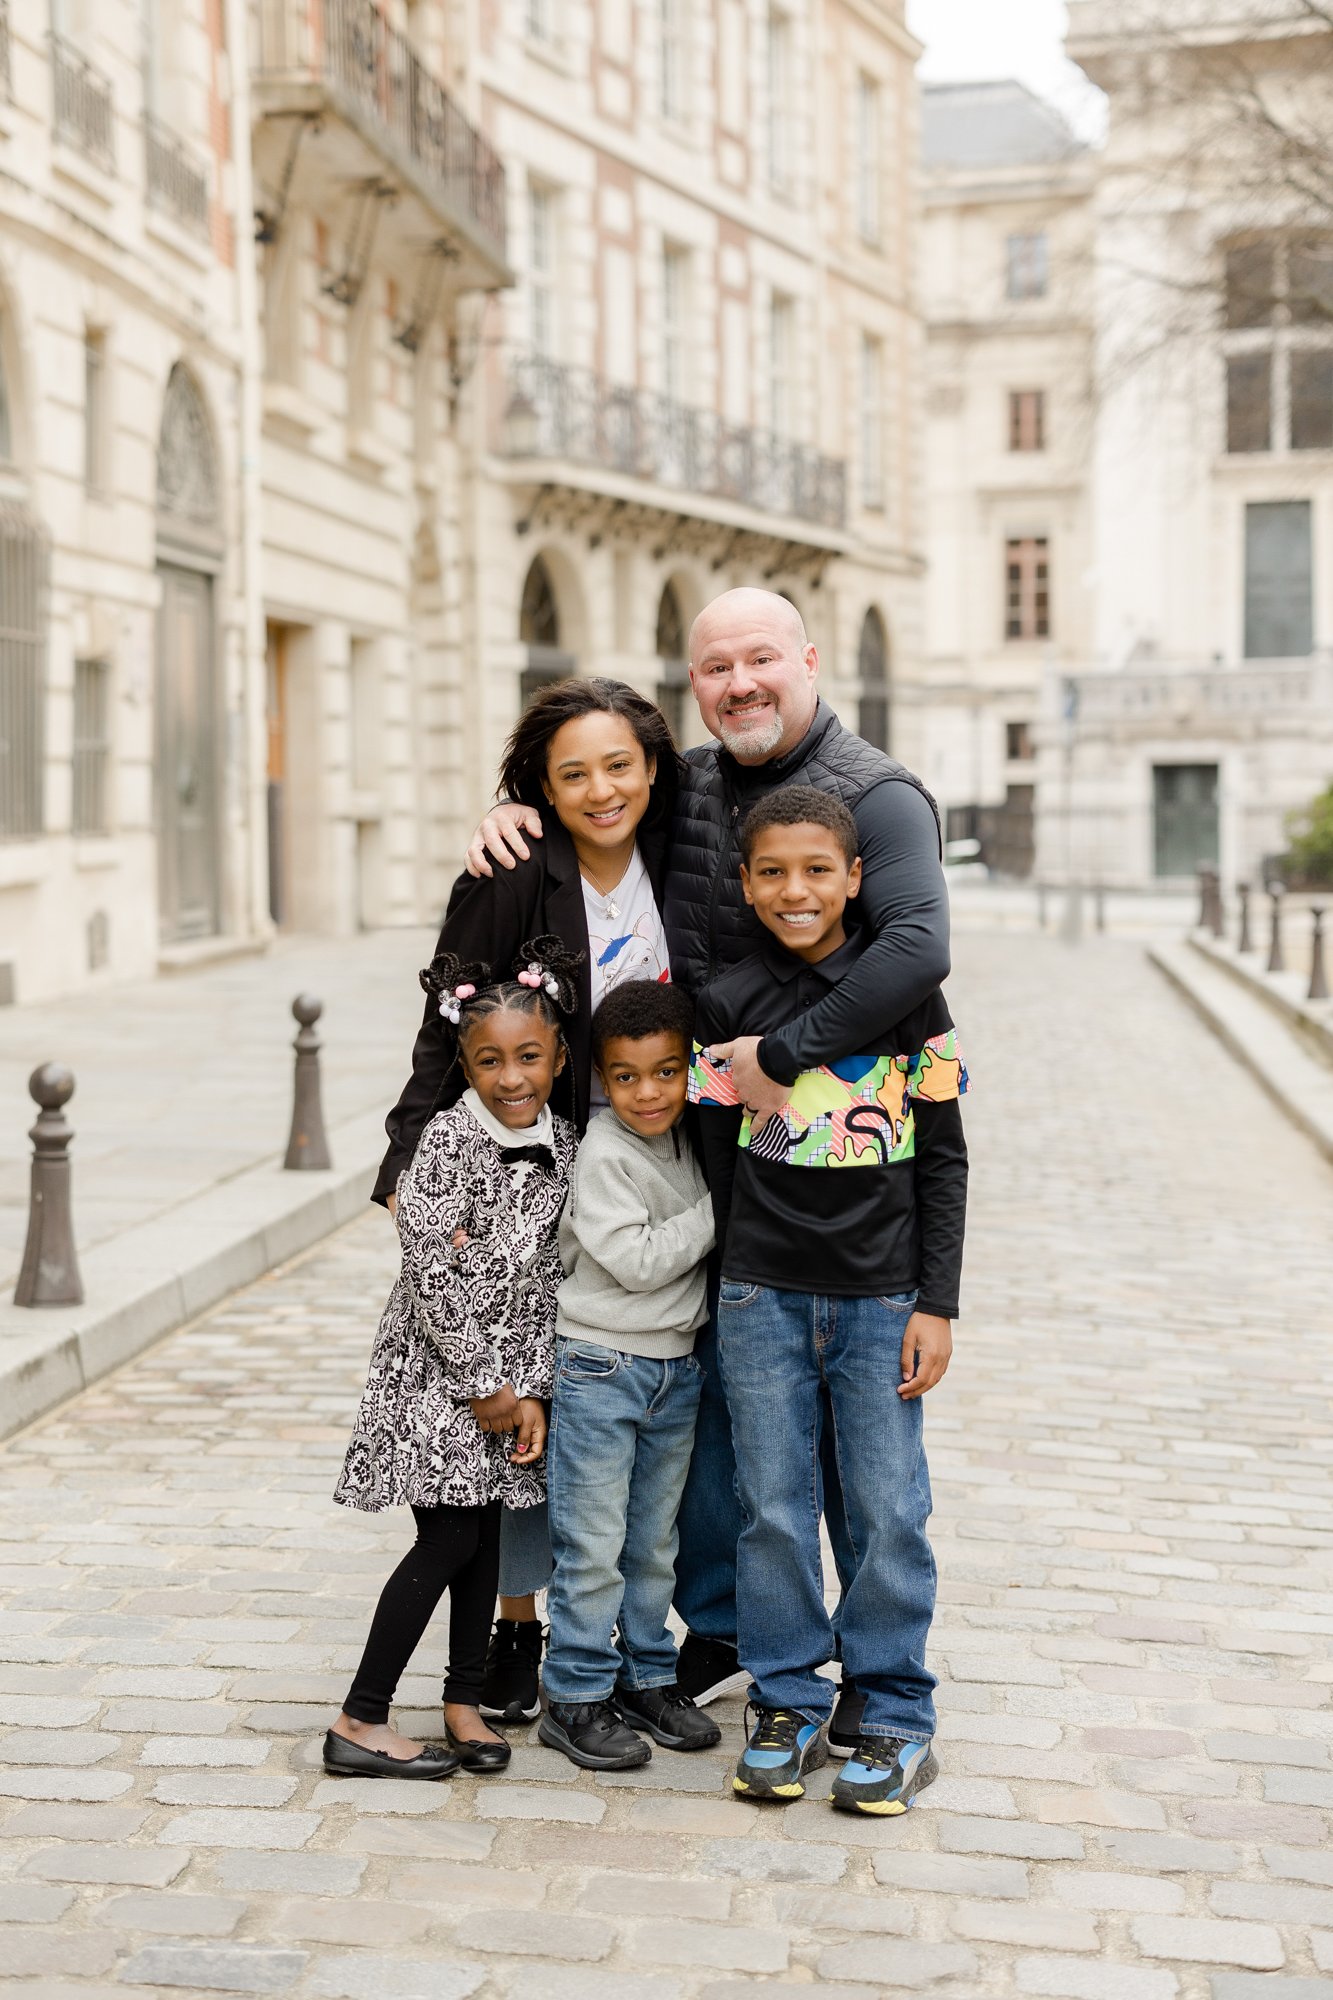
left=1, top=0, right=925, bottom=1004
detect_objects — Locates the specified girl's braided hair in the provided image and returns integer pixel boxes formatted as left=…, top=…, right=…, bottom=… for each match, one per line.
left=419, top=935, right=584, bottom=1055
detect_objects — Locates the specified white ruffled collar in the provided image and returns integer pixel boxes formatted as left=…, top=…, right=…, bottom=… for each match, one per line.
left=461, top=1087, right=555, bottom=1153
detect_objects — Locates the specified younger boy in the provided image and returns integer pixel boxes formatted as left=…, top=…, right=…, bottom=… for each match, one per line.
left=540, top=980, right=722, bottom=1770
left=690, top=785, right=968, bottom=1816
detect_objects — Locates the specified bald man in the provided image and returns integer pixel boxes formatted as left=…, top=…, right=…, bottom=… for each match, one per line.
left=450, top=587, right=951, bottom=1716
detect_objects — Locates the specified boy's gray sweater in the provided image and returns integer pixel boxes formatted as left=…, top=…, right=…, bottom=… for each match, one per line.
left=557, top=1110, right=714, bottom=1359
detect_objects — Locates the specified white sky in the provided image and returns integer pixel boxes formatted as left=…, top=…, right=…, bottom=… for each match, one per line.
left=906, top=0, right=1107, bottom=139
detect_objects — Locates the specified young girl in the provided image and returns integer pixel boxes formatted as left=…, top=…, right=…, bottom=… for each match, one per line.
left=324, top=938, right=581, bottom=1780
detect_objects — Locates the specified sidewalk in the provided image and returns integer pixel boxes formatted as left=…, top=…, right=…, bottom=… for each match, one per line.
left=0, top=929, right=434, bottom=1438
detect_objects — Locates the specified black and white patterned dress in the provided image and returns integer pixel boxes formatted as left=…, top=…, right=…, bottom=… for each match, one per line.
left=335, top=1096, right=577, bottom=1514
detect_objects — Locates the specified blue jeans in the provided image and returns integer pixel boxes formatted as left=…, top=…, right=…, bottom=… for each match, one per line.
left=499, top=1502, right=552, bottom=1598
left=545, top=1339, right=703, bottom=1704
left=674, top=1302, right=858, bottom=1645
left=717, top=1283, right=938, bottom=1741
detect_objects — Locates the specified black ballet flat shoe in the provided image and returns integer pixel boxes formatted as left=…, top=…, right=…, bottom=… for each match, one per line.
left=322, top=1730, right=460, bottom=1780
left=444, top=1724, right=512, bottom=1774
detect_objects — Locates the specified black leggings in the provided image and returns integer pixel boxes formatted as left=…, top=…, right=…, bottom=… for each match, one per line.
left=343, top=1501, right=502, bottom=1724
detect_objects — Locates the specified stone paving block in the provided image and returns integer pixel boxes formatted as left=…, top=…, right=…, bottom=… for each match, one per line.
left=115, top=1942, right=309, bottom=1991
left=949, top=1901, right=1100, bottom=1952
left=1206, top=1731, right=1329, bottom=1767
left=265, top=1897, right=435, bottom=1945
left=577, top=1873, right=733, bottom=1920
left=1131, top=1916, right=1285, bottom=1970
left=3, top=1930, right=120, bottom=1977
left=773, top=1888, right=914, bottom=1934
left=700, top=1836, right=848, bottom=1884
left=595, top=1758, right=729, bottom=1793
left=504, top=1827, right=686, bottom=1873
left=624, top=1795, right=745, bottom=1838
left=872, top=1851, right=1030, bottom=1898
left=95, top=1892, right=246, bottom=1936
left=394, top=1862, right=548, bottom=1908
left=1264, top=1769, right=1333, bottom=1807
left=1016, top=1956, right=1180, bottom=1999
left=91, top=1669, right=228, bottom=1698
left=337, top=1818, right=496, bottom=1860
left=157, top=1807, right=321, bottom=1849
left=940, top=1714, right=1062, bottom=1749
left=0, top=1730, right=117, bottom=1766
left=304, top=1961, right=485, bottom=2000
left=211, top=1852, right=366, bottom=1896
left=1034, top=1787, right=1168, bottom=1830
left=630, top=1918, right=790, bottom=1972
left=0, top=1766, right=132, bottom=1802
left=0, top=1697, right=99, bottom=1728
left=104, top=1701, right=235, bottom=1735
left=1262, top=1845, right=1333, bottom=1887
left=152, top=1773, right=297, bottom=1808
left=1181, top=1800, right=1328, bottom=1845
left=1213, top=1878, right=1333, bottom=1924
left=482, top=1783, right=605, bottom=1825
left=1101, top=1831, right=1240, bottom=1871
left=936, top=1813, right=1084, bottom=1859
left=21, top=1844, right=191, bottom=1886
left=1, top=1802, right=147, bottom=1841
left=450, top=1910, right=615, bottom=1961
left=1210, top=1981, right=1333, bottom=2000
left=0, top=1882, right=75, bottom=1922
left=1052, top=1871, right=1186, bottom=1913
left=140, top=1737, right=271, bottom=1767
left=917, top=1775, right=1018, bottom=1816
left=306, top=1776, right=461, bottom=1815
left=816, top=1939, right=977, bottom=1986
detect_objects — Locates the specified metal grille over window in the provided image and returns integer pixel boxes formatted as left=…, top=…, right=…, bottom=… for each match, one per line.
left=72, top=659, right=111, bottom=837
left=51, top=33, right=115, bottom=172
left=0, top=504, right=50, bottom=843
left=145, top=112, right=210, bottom=237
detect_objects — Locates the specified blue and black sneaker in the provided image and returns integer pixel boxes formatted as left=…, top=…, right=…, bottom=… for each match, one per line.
left=830, top=1735, right=938, bottom=1816
left=733, top=1706, right=828, bottom=1803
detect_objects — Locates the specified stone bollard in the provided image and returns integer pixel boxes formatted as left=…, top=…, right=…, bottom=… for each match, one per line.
left=1310, top=902, right=1330, bottom=1003
left=14, top=1064, right=84, bottom=1308
left=1059, top=882, right=1084, bottom=945
left=1236, top=880, right=1253, bottom=955
left=1093, top=884, right=1107, bottom=934
left=1266, top=882, right=1286, bottom=975
left=284, top=994, right=332, bottom=1171
left=1198, top=865, right=1223, bottom=938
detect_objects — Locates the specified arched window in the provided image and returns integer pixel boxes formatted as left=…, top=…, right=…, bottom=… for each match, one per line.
left=857, top=606, right=889, bottom=752
left=655, top=580, right=688, bottom=742
left=519, top=554, right=575, bottom=703
left=156, top=363, right=220, bottom=539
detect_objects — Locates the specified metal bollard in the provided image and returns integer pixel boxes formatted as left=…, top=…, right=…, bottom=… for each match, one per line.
left=1266, top=882, right=1286, bottom=975
left=284, top=994, right=332, bottom=1171
left=1198, top=864, right=1223, bottom=938
left=1236, top=880, right=1253, bottom=954
left=1310, top=902, right=1330, bottom=1003
left=14, top=1064, right=84, bottom=1308
left=1093, top=884, right=1107, bottom=933
left=1197, top=865, right=1211, bottom=929
left=1037, top=881, right=1049, bottom=931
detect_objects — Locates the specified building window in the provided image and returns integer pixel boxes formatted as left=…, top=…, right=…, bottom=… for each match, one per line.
left=72, top=657, right=111, bottom=835
left=1005, top=536, right=1050, bottom=641
left=769, top=292, right=794, bottom=437
left=766, top=7, right=791, bottom=193
left=860, top=333, right=883, bottom=509
left=656, top=581, right=688, bottom=743
left=519, top=553, right=575, bottom=701
left=1223, top=231, right=1333, bottom=454
left=84, top=328, right=107, bottom=494
left=529, top=184, right=557, bottom=357
left=1005, top=719, right=1034, bottom=762
left=1244, top=499, right=1312, bottom=658
left=1006, top=232, right=1048, bottom=302
left=662, top=245, right=689, bottom=404
left=1008, top=389, right=1046, bottom=452
left=856, top=72, right=880, bottom=247
left=527, top=0, right=554, bottom=43
left=857, top=606, right=889, bottom=751
left=0, top=506, right=48, bottom=842
left=660, top=0, right=686, bottom=122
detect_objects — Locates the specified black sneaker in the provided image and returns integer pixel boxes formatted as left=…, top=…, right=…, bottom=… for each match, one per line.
left=831, top=1736, right=938, bottom=1816
left=538, top=1698, right=652, bottom=1770
left=479, top=1619, right=543, bottom=1724
left=828, top=1677, right=866, bottom=1759
left=676, top=1633, right=748, bottom=1708
left=733, top=1705, right=828, bottom=1803
left=615, top=1683, right=722, bottom=1752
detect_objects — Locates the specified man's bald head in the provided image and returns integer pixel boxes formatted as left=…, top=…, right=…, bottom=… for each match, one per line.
left=687, top=586, right=819, bottom=763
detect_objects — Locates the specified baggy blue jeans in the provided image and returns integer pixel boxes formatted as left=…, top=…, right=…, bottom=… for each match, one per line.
left=544, top=1339, right=703, bottom=1704
left=717, top=1282, right=938, bottom=1741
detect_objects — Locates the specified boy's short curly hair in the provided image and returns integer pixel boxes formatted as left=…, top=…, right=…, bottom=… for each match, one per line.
left=591, top=980, right=695, bottom=1069
left=739, top=785, right=859, bottom=867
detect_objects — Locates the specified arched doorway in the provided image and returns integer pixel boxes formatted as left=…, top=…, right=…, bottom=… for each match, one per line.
left=520, top=553, right=576, bottom=704
left=857, top=606, right=889, bottom=753
left=156, top=363, right=223, bottom=941
left=655, top=580, right=688, bottom=744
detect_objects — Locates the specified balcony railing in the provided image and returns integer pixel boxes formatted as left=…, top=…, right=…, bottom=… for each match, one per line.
left=1069, top=657, right=1333, bottom=726
left=51, top=33, right=115, bottom=173
left=500, top=353, right=848, bottom=532
left=257, top=0, right=506, bottom=265
left=0, top=2, right=12, bottom=105
left=145, top=112, right=210, bottom=237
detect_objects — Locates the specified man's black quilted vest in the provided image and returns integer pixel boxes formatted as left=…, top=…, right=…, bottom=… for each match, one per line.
left=663, top=700, right=941, bottom=996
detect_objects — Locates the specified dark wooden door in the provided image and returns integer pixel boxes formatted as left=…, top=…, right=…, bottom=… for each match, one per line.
left=1153, top=764, right=1219, bottom=879
left=157, top=563, right=219, bottom=940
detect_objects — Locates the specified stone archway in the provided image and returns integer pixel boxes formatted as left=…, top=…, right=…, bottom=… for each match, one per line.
left=655, top=579, right=688, bottom=743
left=155, top=363, right=224, bottom=942
left=857, top=606, right=890, bottom=753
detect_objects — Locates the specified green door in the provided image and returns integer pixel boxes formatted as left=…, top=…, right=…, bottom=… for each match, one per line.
left=1153, top=764, right=1219, bottom=879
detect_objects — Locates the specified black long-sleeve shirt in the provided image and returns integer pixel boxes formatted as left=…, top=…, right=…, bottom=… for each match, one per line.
left=689, top=934, right=969, bottom=1319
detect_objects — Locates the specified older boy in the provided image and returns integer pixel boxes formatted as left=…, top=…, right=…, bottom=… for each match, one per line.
left=690, top=786, right=968, bottom=1815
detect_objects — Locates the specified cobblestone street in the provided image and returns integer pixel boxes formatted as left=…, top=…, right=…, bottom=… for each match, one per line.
left=2, top=931, right=1332, bottom=2000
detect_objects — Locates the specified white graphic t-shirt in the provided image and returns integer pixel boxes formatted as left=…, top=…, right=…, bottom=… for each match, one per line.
left=581, top=845, right=671, bottom=1107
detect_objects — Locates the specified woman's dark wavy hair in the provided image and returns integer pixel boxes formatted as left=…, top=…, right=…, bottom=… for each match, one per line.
left=497, top=677, right=681, bottom=841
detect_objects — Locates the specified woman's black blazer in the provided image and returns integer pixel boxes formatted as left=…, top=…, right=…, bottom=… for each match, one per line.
left=372, top=809, right=669, bottom=1205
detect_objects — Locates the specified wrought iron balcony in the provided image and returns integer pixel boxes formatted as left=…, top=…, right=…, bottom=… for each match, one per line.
left=51, top=32, right=115, bottom=173
left=145, top=112, right=210, bottom=237
left=256, top=0, right=506, bottom=274
left=500, top=353, right=848, bottom=532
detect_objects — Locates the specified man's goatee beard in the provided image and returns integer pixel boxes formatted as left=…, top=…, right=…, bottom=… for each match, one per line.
left=718, top=710, right=785, bottom=761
